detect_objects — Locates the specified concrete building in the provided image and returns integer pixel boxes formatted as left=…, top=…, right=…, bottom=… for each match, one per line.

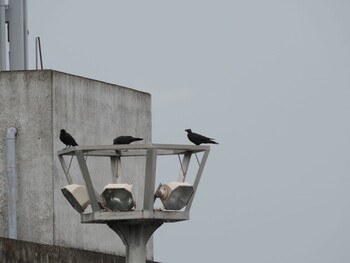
left=0, top=70, right=155, bottom=261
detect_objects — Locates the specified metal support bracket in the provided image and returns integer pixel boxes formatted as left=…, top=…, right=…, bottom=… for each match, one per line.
left=178, top=152, right=192, bottom=182
left=110, top=156, right=122, bottom=183
left=76, top=150, right=101, bottom=212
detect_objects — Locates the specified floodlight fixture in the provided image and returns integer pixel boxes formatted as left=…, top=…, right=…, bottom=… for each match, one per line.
left=155, top=182, right=194, bottom=210
left=61, top=184, right=90, bottom=213
left=57, top=144, right=211, bottom=263
left=101, top=183, right=136, bottom=211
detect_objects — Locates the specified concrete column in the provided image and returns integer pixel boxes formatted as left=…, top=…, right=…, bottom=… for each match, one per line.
left=109, top=222, right=162, bottom=263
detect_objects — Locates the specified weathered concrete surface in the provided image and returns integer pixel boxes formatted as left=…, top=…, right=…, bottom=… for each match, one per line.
left=0, top=237, right=160, bottom=263
left=0, top=70, right=153, bottom=259
left=0, top=71, right=54, bottom=244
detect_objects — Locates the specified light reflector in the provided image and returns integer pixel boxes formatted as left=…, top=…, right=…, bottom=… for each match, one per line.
left=61, top=184, right=90, bottom=213
left=155, top=182, right=194, bottom=210
left=101, top=183, right=135, bottom=211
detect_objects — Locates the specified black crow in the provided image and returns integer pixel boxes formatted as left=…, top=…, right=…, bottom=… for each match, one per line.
left=113, top=136, right=143, bottom=145
left=185, top=129, right=218, bottom=145
left=60, top=129, right=79, bottom=149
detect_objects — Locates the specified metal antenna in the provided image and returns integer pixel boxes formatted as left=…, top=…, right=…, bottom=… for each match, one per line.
left=35, top=37, right=44, bottom=70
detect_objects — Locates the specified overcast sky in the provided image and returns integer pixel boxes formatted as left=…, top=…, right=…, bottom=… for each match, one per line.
left=28, top=1, right=350, bottom=262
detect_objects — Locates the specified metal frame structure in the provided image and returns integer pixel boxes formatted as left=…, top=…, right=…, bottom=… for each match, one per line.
left=57, top=144, right=210, bottom=263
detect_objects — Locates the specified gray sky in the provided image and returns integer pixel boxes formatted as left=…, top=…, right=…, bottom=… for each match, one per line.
left=29, top=1, right=350, bottom=262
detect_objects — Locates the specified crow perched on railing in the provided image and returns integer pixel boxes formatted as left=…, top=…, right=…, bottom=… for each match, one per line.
left=60, top=129, right=79, bottom=149
left=185, top=129, right=218, bottom=145
left=113, top=136, right=143, bottom=145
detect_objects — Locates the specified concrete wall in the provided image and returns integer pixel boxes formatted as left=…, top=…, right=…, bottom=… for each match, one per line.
left=0, top=70, right=153, bottom=259
left=0, top=237, right=160, bottom=263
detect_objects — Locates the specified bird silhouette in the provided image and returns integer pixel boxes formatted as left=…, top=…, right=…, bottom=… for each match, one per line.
left=113, top=136, right=143, bottom=145
left=60, top=129, right=78, bottom=149
left=185, top=129, right=218, bottom=145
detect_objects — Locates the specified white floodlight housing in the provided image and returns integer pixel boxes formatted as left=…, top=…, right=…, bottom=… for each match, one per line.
left=61, top=184, right=90, bottom=213
left=101, top=184, right=136, bottom=211
left=155, top=182, right=194, bottom=210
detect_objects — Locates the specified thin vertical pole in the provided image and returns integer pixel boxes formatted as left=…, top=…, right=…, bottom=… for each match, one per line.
left=0, top=0, right=7, bottom=70
left=7, top=127, right=17, bottom=239
left=35, top=37, right=38, bottom=69
left=143, top=148, right=157, bottom=212
left=35, top=36, right=43, bottom=69
left=8, top=0, right=28, bottom=70
left=23, top=0, right=28, bottom=68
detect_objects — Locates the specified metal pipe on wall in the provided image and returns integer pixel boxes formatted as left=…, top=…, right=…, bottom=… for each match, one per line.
left=7, top=127, right=18, bottom=239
